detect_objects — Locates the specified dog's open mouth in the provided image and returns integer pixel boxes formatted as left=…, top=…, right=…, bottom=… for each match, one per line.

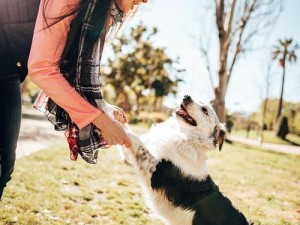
left=176, top=104, right=197, bottom=126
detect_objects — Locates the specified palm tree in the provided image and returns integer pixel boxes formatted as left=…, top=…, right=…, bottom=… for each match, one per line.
left=272, top=38, right=299, bottom=121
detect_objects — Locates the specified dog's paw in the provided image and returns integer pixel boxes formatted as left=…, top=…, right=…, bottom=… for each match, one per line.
left=127, top=132, right=145, bottom=149
left=117, top=145, right=131, bottom=165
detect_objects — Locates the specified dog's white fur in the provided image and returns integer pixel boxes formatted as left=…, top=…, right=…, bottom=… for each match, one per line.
left=121, top=97, right=225, bottom=225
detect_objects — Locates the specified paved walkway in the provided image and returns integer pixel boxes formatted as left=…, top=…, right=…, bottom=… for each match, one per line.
left=227, top=135, right=300, bottom=156
left=17, top=110, right=65, bottom=159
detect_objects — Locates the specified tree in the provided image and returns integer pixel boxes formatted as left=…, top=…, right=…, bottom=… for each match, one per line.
left=272, top=38, right=299, bottom=121
left=102, top=24, right=184, bottom=113
left=260, top=60, right=272, bottom=144
left=195, top=0, right=282, bottom=122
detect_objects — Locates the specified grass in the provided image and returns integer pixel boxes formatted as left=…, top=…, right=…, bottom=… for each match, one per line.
left=1, top=131, right=300, bottom=224
left=231, top=130, right=300, bottom=146
left=1, top=142, right=163, bottom=225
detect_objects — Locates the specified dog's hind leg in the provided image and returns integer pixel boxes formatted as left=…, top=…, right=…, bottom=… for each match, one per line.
left=122, top=133, right=159, bottom=183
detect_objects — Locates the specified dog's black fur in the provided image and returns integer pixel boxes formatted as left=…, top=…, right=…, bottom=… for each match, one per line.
left=151, top=159, right=251, bottom=225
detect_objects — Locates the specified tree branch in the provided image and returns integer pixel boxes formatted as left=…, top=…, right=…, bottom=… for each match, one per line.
left=199, top=45, right=215, bottom=92
left=216, top=0, right=225, bottom=41
left=224, top=0, right=236, bottom=35
left=226, top=0, right=257, bottom=88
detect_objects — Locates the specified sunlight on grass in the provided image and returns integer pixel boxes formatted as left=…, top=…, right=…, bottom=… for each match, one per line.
left=207, top=144, right=300, bottom=225
left=1, top=143, right=163, bottom=225
left=1, top=134, right=299, bottom=224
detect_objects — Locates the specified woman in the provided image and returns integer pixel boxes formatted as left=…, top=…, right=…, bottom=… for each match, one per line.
left=28, top=0, right=148, bottom=163
left=0, top=0, right=40, bottom=200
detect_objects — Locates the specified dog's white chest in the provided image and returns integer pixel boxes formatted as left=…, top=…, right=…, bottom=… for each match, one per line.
left=143, top=187, right=195, bottom=225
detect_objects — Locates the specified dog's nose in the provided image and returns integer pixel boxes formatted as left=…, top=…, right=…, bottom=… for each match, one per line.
left=183, top=95, right=192, bottom=104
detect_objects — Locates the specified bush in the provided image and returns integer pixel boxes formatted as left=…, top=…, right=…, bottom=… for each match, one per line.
left=276, top=116, right=289, bottom=139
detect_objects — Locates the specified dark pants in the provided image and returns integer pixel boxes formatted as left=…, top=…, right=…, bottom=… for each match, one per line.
left=0, top=74, right=21, bottom=200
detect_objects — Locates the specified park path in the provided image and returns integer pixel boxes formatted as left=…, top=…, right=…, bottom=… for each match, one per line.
left=16, top=110, right=65, bottom=159
left=227, top=135, right=300, bottom=156
left=17, top=110, right=300, bottom=159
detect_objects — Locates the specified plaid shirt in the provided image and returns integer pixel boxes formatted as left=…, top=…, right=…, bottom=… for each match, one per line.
left=34, top=0, right=124, bottom=164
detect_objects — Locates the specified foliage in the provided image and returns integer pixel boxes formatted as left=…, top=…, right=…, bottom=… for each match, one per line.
left=102, top=23, right=184, bottom=113
left=251, top=98, right=300, bottom=135
left=21, top=77, right=40, bottom=103
left=273, top=38, right=299, bottom=67
left=276, top=116, right=289, bottom=139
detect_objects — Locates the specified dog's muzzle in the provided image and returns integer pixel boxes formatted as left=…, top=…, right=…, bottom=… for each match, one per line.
left=176, top=95, right=197, bottom=126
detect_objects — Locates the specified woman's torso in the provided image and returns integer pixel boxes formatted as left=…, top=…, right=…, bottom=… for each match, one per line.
left=0, top=0, right=40, bottom=81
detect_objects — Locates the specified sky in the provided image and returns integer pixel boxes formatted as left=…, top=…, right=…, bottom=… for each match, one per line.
left=105, top=0, right=300, bottom=114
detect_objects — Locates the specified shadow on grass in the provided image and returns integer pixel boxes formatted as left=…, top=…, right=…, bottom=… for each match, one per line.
left=225, top=139, right=232, bottom=144
left=284, top=138, right=300, bottom=147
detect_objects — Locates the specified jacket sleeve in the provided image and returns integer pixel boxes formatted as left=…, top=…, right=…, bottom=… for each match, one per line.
left=28, top=0, right=102, bottom=129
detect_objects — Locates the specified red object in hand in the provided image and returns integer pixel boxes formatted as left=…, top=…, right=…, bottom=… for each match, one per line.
left=66, top=125, right=79, bottom=161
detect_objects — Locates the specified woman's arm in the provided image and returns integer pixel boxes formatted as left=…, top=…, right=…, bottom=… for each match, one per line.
left=28, top=0, right=102, bottom=129
left=28, top=0, right=131, bottom=147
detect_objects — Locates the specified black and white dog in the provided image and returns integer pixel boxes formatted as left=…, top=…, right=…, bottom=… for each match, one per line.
left=121, top=95, right=252, bottom=225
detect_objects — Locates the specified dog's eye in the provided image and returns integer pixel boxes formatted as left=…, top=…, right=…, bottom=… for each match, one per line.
left=202, top=107, right=208, bottom=116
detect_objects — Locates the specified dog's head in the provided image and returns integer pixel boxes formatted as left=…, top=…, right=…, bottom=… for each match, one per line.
left=175, top=95, right=226, bottom=150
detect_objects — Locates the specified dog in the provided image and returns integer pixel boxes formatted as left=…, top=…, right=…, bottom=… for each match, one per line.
left=121, top=95, right=252, bottom=225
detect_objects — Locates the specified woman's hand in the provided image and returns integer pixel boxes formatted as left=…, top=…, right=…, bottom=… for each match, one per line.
left=92, top=111, right=131, bottom=148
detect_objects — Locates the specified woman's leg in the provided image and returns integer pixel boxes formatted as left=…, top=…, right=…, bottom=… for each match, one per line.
left=0, top=75, right=22, bottom=200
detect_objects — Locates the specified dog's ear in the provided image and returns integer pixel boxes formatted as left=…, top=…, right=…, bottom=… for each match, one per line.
left=218, top=128, right=226, bottom=151
left=213, top=124, right=226, bottom=151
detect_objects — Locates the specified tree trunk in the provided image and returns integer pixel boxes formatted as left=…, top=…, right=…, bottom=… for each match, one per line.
left=135, top=93, right=142, bottom=114
left=260, top=98, right=268, bottom=144
left=213, top=0, right=227, bottom=123
left=213, top=51, right=228, bottom=123
left=213, top=85, right=226, bottom=122
left=117, top=91, right=131, bottom=112
left=153, top=96, right=158, bottom=111
left=276, top=56, right=286, bottom=121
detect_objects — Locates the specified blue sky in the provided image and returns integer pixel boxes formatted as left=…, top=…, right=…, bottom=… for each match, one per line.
left=106, top=0, right=300, bottom=114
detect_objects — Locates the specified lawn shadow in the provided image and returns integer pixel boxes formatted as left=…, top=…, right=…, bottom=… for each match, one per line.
left=284, top=138, right=300, bottom=147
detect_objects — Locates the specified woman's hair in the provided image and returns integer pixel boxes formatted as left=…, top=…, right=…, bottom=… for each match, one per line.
left=42, top=0, right=113, bottom=69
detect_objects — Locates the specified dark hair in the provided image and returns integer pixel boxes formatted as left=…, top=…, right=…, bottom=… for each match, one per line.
left=42, top=0, right=113, bottom=69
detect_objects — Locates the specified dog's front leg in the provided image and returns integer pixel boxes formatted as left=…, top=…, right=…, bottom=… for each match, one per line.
left=122, top=133, right=158, bottom=183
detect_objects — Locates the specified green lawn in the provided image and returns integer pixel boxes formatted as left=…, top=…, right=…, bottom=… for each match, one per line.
left=231, top=130, right=300, bottom=146
left=1, top=140, right=300, bottom=224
